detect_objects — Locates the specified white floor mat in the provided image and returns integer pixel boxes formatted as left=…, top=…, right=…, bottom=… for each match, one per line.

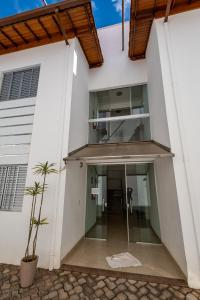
left=106, top=252, right=142, bottom=269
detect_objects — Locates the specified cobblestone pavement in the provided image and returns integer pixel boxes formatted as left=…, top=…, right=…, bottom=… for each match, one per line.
left=0, top=264, right=200, bottom=300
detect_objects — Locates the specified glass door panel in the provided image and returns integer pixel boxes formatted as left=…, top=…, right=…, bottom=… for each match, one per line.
left=85, top=166, right=108, bottom=240
left=126, top=164, right=161, bottom=244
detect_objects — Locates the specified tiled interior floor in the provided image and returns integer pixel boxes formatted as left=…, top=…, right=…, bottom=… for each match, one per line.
left=63, top=214, right=185, bottom=280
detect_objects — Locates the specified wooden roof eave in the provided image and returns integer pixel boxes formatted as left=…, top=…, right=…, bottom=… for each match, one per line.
left=129, top=0, right=200, bottom=61
left=0, top=0, right=89, bottom=28
left=0, top=0, right=103, bottom=68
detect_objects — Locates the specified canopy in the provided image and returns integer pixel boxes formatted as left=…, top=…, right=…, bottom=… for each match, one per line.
left=64, top=141, right=173, bottom=164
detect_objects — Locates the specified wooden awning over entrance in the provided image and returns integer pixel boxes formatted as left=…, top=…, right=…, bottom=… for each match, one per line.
left=0, top=0, right=103, bottom=68
left=64, top=141, right=173, bottom=164
left=129, top=0, right=200, bottom=60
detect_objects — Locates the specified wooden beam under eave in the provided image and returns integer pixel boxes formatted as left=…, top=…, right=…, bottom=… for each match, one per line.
left=130, top=54, right=145, bottom=61
left=55, top=8, right=69, bottom=46
left=0, top=32, right=72, bottom=57
left=164, top=0, right=173, bottom=22
left=156, top=1, right=200, bottom=19
left=0, top=0, right=90, bottom=28
left=0, top=28, right=18, bottom=47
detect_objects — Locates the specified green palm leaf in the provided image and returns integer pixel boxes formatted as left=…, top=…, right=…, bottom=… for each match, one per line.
left=33, top=161, right=58, bottom=175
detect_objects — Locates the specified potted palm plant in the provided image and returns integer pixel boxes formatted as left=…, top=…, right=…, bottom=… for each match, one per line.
left=20, top=162, right=58, bottom=288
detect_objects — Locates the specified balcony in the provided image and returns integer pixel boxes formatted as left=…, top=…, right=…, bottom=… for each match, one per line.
left=89, top=85, right=150, bottom=144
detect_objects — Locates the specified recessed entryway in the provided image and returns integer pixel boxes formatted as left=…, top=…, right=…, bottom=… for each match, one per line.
left=62, top=162, right=185, bottom=280
left=62, top=239, right=185, bottom=279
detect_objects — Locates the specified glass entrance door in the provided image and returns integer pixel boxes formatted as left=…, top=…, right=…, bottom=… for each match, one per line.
left=85, top=166, right=108, bottom=240
left=125, top=164, right=161, bottom=244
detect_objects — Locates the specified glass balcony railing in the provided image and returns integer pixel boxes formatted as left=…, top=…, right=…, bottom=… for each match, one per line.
left=89, top=117, right=151, bottom=144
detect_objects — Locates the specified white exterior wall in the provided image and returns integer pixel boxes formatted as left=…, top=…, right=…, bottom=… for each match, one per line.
left=61, top=39, right=89, bottom=258
left=0, top=41, right=74, bottom=269
left=146, top=23, right=170, bottom=148
left=68, top=39, right=89, bottom=152
left=89, top=22, right=147, bottom=91
left=61, top=161, right=87, bottom=260
left=146, top=23, right=187, bottom=276
left=151, top=9, right=200, bottom=288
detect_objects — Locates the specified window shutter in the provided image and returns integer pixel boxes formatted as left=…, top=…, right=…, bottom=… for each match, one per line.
left=21, top=68, right=34, bottom=98
left=9, top=71, right=23, bottom=100
left=30, top=66, right=40, bottom=97
left=0, top=72, right=12, bottom=101
left=0, top=66, right=40, bottom=102
left=0, top=165, right=27, bottom=211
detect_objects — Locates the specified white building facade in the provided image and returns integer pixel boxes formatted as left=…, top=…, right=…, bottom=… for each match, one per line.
left=0, top=5, right=200, bottom=289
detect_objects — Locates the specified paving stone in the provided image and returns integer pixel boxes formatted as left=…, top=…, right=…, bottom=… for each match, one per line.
left=95, top=289, right=104, bottom=297
left=1, top=282, right=10, bottom=290
left=106, top=280, right=116, bottom=290
left=0, top=263, right=200, bottom=300
left=126, top=283, right=137, bottom=293
left=125, top=292, right=138, bottom=300
left=137, top=287, right=148, bottom=297
left=11, top=275, right=19, bottom=283
left=29, top=288, right=38, bottom=295
left=69, top=295, right=80, bottom=300
left=68, top=276, right=76, bottom=284
left=58, top=289, right=69, bottom=300
left=116, top=279, right=126, bottom=285
left=157, top=284, right=168, bottom=291
left=191, top=290, right=200, bottom=298
left=64, top=283, right=73, bottom=292
left=148, top=295, right=160, bottom=300
left=96, top=275, right=106, bottom=281
left=86, top=277, right=96, bottom=287
left=135, top=282, right=146, bottom=289
left=172, top=290, right=185, bottom=299
left=53, top=283, right=63, bottom=290
left=82, top=284, right=93, bottom=296
left=109, top=277, right=117, bottom=282
left=0, top=293, right=11, bottom=300
left=186, top=294, right=198, bottom=300
left=180, top=287, right=193, bottom=294
left=74, top=286, right=83, bottom=294
left=60, top=271, right=71, bottom=276
left=160, top=290, right=172, bottom=300
left=43, top=290, right=57, bottom=299
left=115, top=284, right=127, bottom=293
left=97, top=280, right=105, bottom=288
left=116, top=292, right=127, bottom=300
left=78, top=278, right=86, bottom=285
left=104, top=286, right=115, bottom=299
left=146, top=285, right=160, bottom=296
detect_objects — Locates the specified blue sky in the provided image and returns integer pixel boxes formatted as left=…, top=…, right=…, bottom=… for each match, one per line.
left=0, top=0, right=130, bottom=28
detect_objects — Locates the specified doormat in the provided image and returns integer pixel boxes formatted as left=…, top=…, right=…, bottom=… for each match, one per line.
left=106, top=252, right=142, bottom=269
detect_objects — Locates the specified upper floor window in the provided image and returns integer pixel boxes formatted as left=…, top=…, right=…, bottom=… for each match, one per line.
left=89, top=85, right=148, bottom=120
left=0, top=66, right=40, bottom=102
left=0, top=165, right=27, bottom=212
left=89, top=85, right=150, bottom=144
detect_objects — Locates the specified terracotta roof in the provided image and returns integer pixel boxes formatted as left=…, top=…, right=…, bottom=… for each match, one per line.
left=0, top=0, right=103, bottom=68
left=129, top=0, right=200, bottom=60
